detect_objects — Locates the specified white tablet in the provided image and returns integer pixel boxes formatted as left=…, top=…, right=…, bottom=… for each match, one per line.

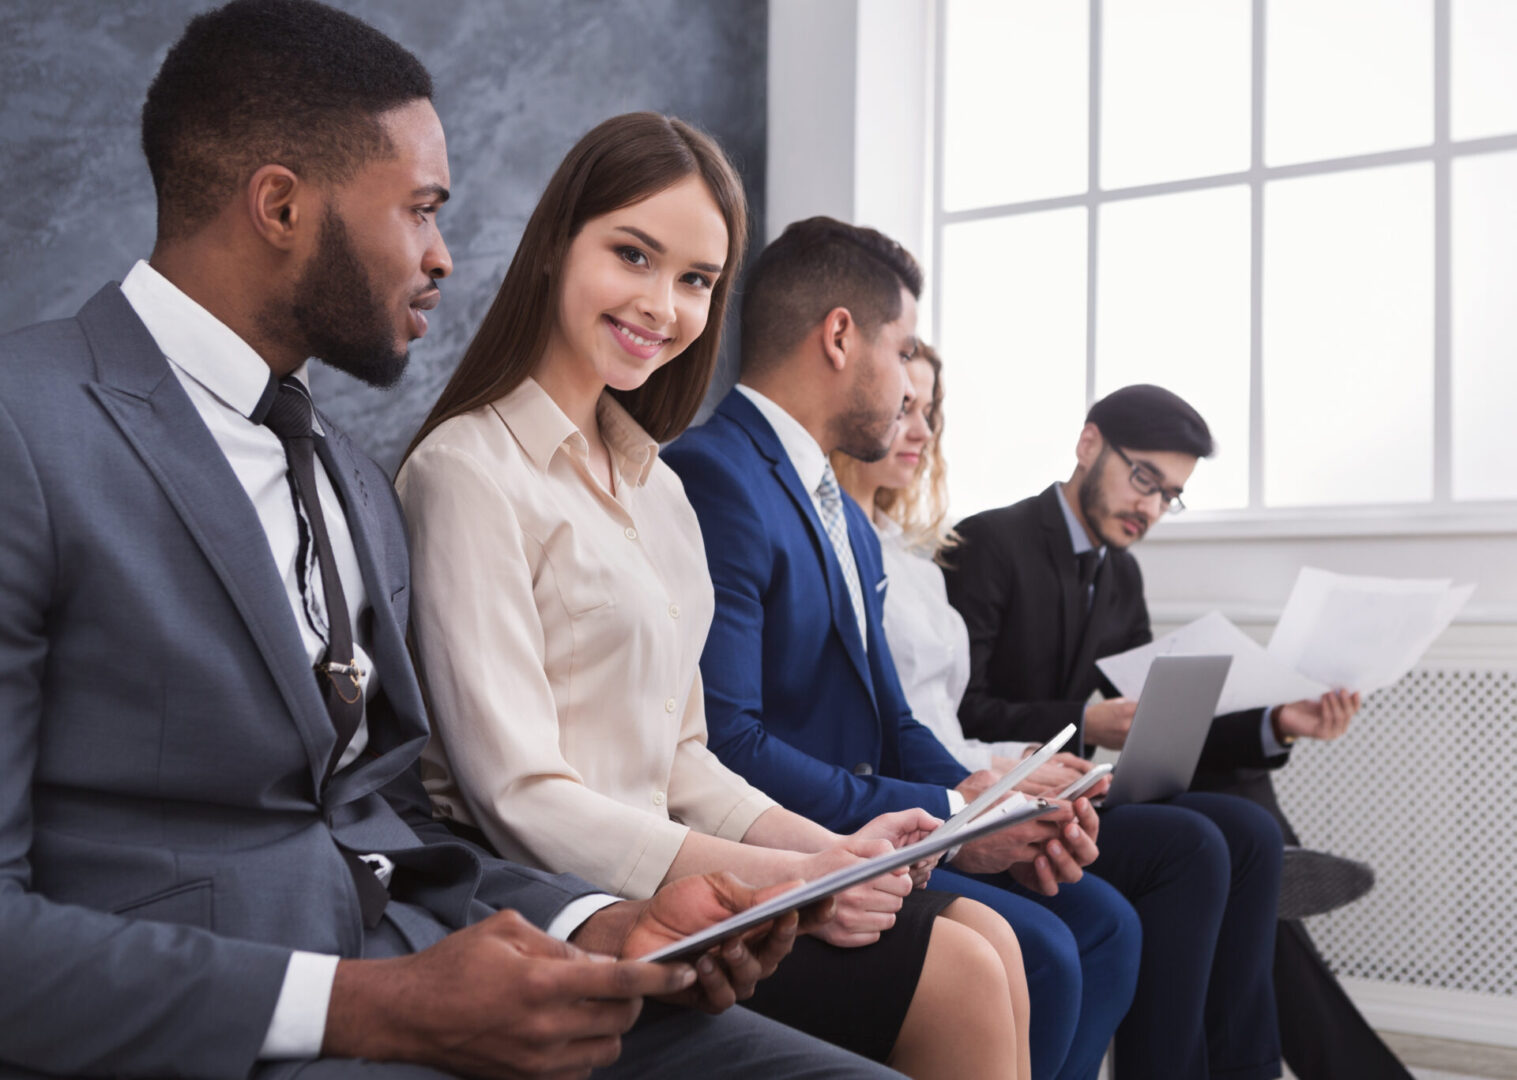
left=639, top=796, right=1058, bottom=963
left=933, top=722, right=1077, bottom=841
left=1055, top=762, right=1113, bottom=801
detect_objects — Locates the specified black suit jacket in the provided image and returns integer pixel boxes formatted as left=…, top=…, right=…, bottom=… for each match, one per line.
left=943, top=484, right=1290, bottom=778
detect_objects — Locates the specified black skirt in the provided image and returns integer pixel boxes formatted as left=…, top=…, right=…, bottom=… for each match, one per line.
left=741, top=887, right=961, bottom=1063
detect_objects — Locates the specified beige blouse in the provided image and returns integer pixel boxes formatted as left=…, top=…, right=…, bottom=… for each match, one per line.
left=396, top=378, right=775, bottom=899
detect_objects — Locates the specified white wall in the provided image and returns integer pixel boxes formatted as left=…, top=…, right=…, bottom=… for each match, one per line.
left=767, top=0, right=933, bottom=271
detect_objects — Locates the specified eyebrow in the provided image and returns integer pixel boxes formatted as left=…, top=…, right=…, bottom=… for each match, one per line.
left=413, top=184, right=450, bottom=204
left=614, top=225, right=724, bottom=276
left=1133, top=455, right=1184, bottom=494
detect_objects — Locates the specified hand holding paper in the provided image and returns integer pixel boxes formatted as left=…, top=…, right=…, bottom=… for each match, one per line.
left=1096, top=568, right=1473, bottom=716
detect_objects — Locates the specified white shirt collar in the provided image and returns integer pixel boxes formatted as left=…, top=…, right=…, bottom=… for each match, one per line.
left=734, top=383, right=829, bottom=496
left=120, top=259, right=307, bottom=419
left=1057, top=481, right=1104, bottom=560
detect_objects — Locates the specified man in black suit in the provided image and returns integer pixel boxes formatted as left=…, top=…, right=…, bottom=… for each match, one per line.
left=944, top=383, right=1409, bottom=1080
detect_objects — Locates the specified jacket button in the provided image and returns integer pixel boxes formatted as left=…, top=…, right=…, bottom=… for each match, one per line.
left=853, top=763, right=873, bottom=776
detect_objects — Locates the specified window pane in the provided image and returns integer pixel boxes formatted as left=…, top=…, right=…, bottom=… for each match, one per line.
left=938, top=211, right=1088, bottom=518
left=1451, top=0, right=1517, bottom=141
left=1096, top=186, right=1251, bottom=509
left=1263, top=165, right=1433, bottom=506
left=941, top=0, right=1088, bottom=210
left=1452, top=151, right=1517, bottom=500
left=1101, top=0, right=1251, bottom=189
left=1266, top=0, right=1433, bottom=166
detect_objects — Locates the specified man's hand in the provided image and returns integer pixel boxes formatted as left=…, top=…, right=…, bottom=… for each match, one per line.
left=1017, top=752, right=1094, bottom=796
left=323, top=908, right=695, bottom=1078
left=955, top=769, right=1001, bottom=802
left=584, top=872, right=812, bottom=1014
left=1004, top=797, right=1101, bottom=896
left=947, top=803, right=1074, bottom=875
left=1084, top=698, right=1137, bottom=750
left=1274, top=689, right=1361, bottom=743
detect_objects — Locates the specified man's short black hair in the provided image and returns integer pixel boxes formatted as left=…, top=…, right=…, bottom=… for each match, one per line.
left=740, top=216, right=922, bottom=376
left=1086, top=384, right=1215, bottom=458
left=141, top=0, right=433, bottom=241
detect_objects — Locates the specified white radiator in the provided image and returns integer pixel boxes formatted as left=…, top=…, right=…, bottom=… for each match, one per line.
left=1272, top=661, right=1517, bottom=1046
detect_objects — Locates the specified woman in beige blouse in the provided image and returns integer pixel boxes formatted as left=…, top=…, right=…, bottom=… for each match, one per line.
left=398, top=114, right=1031, bottom=1078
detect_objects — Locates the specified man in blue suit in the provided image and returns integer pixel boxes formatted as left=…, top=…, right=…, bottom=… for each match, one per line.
left=0, top=6, right=899, bottom=1077
left=668, top=216, right=1284, bottom=1080
left=666, top=217, right=1139, bottom=1080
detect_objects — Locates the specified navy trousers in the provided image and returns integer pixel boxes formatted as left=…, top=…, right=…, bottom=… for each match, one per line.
left=931, top=867, right=1141, bottom=1080
left=1089, top=793, right=1284, bottom=1080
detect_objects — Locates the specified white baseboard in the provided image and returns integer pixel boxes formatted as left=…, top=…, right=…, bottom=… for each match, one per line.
left=1342, top=977, right=1517, bottom=1048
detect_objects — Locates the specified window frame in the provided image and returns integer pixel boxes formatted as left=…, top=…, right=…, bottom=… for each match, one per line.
left=928, top=0, right=1517, bottom=539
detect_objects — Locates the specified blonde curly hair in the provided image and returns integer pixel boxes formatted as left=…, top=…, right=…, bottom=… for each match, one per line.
left=831, top=344, right=959, bottom=559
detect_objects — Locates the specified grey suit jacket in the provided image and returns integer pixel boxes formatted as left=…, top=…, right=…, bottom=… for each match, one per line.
left=0, top=285, right=603, bottom=1078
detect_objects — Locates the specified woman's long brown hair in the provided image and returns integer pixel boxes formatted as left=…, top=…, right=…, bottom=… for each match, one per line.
left=405, top=112, right=749, bottom=457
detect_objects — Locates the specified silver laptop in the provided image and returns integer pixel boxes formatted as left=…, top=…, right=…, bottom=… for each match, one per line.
left=1102, top=654, right=1233, bottom=808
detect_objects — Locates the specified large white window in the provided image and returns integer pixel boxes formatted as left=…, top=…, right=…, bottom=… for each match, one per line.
left=933, top=0, right=1517, bottom=525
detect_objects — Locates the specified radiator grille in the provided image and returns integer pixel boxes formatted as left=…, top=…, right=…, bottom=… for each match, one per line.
left=1273, top=666, right=1517, bottom=998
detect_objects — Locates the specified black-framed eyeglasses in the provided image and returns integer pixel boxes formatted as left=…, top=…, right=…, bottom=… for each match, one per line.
left=1110, top=445, right=1186, bottom=514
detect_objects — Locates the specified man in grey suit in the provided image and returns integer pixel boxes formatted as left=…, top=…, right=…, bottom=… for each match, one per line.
left=0, top=2, right=894, bottom=1077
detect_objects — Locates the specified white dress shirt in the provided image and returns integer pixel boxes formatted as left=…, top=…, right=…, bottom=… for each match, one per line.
left=875, top=518, right=1033, bottom=771
left=733, top=384, right=964, bottom=812
left=118, top=262, right=614, bottom=1060
left=1054, top=483, right=1287, bottom=756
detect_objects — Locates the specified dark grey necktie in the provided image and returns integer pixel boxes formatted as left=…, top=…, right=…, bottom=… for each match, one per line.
left=256, top=375, right=387, bottom=928
left=258, top=376, right=364, bottom=777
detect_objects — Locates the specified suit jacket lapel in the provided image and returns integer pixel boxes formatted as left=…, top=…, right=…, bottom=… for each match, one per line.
left=78, top=286, right=335, bottom=792
left=719, top=393, right=875, bottom=703
left=1068, top=559, right=1111, bottom=696
left=1036, top=490, right=1087, bottom=695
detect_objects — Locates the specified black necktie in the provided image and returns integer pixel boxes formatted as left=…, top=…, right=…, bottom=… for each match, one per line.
left=259, top=376, right=364, bottom=776
left=1076, top=549, right=1101, bottom=610
left=258, top=375, right=387, bottom=927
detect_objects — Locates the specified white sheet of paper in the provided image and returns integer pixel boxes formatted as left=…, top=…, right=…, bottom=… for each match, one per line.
left=1096, top=611, right=1327, bottom=716
left=1267, top=568, right=1475, bottom=693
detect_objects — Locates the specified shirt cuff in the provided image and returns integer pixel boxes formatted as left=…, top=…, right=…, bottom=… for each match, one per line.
left=945, top=787, right=967, bottom=815
left=545, top=893, right=623, bottom=942
left=259, top=951, right=340, bottom=1060
left=1260, top=708, right=1292, bottom=758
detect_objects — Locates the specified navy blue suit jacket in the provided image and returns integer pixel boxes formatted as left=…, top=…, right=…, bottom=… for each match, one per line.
left=664, top=390, right=970, bottom=834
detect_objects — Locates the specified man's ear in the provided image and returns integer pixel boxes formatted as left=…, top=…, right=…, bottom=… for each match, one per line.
left=819, top=306, right=854, bottom=372
left=1074, top=421, right=1104, bottom=470
left=245, top=164, right=308, bottom=251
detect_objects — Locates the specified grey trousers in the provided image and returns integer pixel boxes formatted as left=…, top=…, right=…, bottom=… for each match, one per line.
left=262, top=1004, right=902, bottom=1079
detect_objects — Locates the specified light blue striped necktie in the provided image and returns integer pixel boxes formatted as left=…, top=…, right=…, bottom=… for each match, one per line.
left=815, top=463, right=868, bottom=652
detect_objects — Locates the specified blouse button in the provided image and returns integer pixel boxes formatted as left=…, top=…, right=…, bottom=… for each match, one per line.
left=668, top=603, right=680, bottom=619
left=653, top=790, right=666, bottom=806
left=664, top=697, right=677, bottom=713
left=624, top=526, right=639, bottom=541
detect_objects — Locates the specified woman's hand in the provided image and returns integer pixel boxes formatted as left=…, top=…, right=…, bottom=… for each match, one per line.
left=795, top=838, right=912, bottom=948
left=850, top=807, right=944, bottom=889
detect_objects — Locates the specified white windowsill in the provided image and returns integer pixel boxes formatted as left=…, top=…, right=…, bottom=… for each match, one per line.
left=1142, top=503, right=1517, bottom=542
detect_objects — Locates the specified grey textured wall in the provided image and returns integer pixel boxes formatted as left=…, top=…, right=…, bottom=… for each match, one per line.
left=0, top=0, right=766, bottom=472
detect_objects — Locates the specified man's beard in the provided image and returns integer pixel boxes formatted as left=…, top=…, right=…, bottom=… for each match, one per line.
left=832, top=378, right=900, bottom=464
left=1078, top=446, right=1148, bottom=547
left=265, top=209, right=410, bottom=389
